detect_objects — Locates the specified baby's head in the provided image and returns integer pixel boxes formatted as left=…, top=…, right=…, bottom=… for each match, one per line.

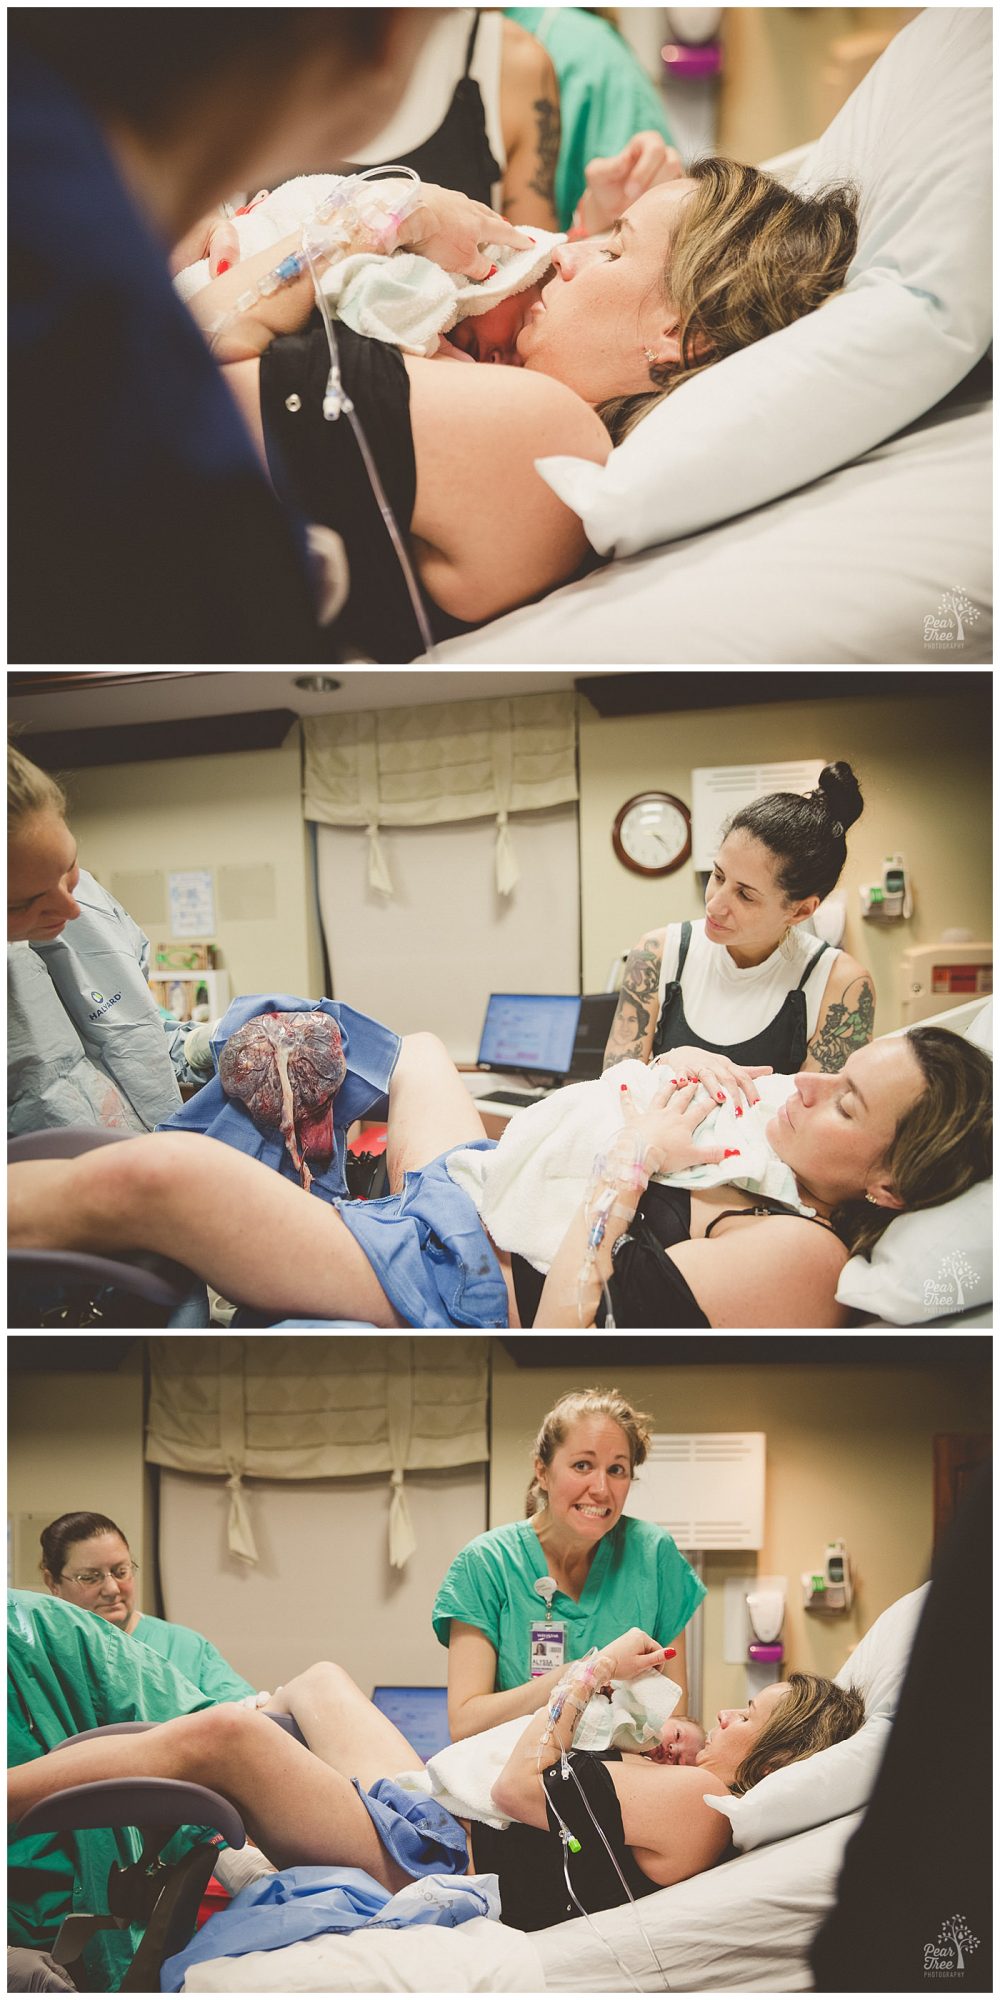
left=648, top=1715, right=706, bottom=1767
left=446, top=281, right=545, bottom=365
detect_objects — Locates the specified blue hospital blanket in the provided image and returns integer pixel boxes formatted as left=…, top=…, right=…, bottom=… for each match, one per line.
left=158, top=995, right=401, bottom=1200
left=160, top=1867, right=500, bottom=1989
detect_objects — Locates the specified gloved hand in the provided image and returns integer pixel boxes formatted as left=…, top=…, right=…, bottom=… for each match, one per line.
left=184, top=1019, right=219, bottom=1076
left=6, top=1948, right=78, bottom=1992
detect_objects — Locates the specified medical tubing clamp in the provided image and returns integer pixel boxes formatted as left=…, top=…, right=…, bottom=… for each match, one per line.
left=576, top=1119, right=651, bottom=1328
left=534, top=1648, right=672, bottom=1991
left=207, top=165, right=437, bottom=660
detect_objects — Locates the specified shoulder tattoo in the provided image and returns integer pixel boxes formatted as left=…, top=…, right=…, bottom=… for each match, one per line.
left=603, top=939, right=663, bottom=1069
left=807, top=977, right=875, bottom=1073
left=527, top=95, right=560, bottom=205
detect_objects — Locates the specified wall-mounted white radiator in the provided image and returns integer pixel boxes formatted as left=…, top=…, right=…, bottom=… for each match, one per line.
left=624, top=1433, right=767, bottom=1720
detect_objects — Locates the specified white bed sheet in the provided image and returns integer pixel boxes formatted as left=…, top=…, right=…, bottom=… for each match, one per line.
left=424, top=396, right=991, bottom=666
left=183, top=1816, right=861, bottom=1993
left=534, top=1810, right=863, bottom=1993
left=181, top=1914, right=544, bottom=1992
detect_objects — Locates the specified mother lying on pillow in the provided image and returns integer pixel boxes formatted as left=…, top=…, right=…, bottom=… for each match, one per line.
left=189, top=158, right=859, bottom=660
left=8, top=1016, right=990, bottom=1329
left=9, top=1634, right=864, bottom=1930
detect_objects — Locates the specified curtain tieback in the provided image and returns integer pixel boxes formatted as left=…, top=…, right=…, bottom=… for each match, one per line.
left=223, top=1465, right=259, bottom=1566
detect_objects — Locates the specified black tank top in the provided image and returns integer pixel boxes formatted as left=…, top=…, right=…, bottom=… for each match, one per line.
left=259, top=319, right=473, bottom=661
left=470, top=1750, right=660, bottom=1931
left=652, top=921, right=833, bottom=1073
left=512, top=1180, right=835, bottom=1330
left=290, top=13, right=501, bottom=206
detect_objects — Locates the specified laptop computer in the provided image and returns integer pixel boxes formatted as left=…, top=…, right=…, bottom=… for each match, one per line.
left=473, top=992, right=581, bottom=1104
left=564, top=992, right=619, bottom=1082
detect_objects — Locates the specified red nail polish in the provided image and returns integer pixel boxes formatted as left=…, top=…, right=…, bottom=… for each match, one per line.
left=716, top=1091, right=725, bottom=1102
left=723, top=1148, right=741, bottom=1159
left=735, top=1105, right=744, bottom=1117
left=216, top=259, right=231, bottom=275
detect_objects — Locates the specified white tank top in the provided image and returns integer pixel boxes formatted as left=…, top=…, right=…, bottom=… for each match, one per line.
left=349, top=10, right=507, bottom=202
left=656, top=918, right=839, bottom=1046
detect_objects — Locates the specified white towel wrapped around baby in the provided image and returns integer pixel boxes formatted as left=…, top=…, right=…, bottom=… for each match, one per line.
left=447, top=1063, right=810, bottom=1274
left=396, top=1673, right=682, bottom=1830
left=174, top=174, right=561, bottom=357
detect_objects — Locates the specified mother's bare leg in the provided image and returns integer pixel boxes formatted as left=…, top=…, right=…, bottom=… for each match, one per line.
left=385, top=1032, right=488, bottom=1191
left=7, top=1134, right=403, bottom=1325
left=7, top=1705, right=409, bottom=1890
left=262, top=1661, right=423, bottom=1784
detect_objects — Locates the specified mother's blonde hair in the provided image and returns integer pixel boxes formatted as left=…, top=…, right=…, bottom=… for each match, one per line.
left=525, top=1386, right=652, bottom=1517
left=599, top=155, right=859, bottom=444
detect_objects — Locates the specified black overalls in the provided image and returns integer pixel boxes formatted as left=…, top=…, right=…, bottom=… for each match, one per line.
left=342, top=12, right=501, bottom=205
left=651, top=920, right=833, bottom=1075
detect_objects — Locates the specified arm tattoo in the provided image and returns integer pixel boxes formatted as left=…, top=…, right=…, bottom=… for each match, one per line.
left=527, top=95, right=559, bottom=205
left=807, top=978, right=876, bottom=1073
left=603, top=940, right=663, bottom=1069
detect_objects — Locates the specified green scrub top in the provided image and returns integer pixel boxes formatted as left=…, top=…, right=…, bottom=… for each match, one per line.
left=7, top=1591, right=215, bottom=1991
left=432, top=1515, right=705, bottom=1689
left=506, top=8, right=675, bottom=230
left=132, top=1613, right=254, bottom=1704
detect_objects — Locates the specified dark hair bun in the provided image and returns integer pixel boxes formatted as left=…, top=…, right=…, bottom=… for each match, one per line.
left=817, top=762, right=863, bottom=833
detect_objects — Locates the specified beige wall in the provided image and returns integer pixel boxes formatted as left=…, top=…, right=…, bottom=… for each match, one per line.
left=7, top=1348, right=157, bottom=1604
left=7, top=1340, right=990, bottom=1715
left=63, top=734, right=322, bottom=1001
left=578, top=687, right=992, bottom=1034
left=718, top=8, right=920, bottom=162
left=489, top=1342, right=990, bottom=1721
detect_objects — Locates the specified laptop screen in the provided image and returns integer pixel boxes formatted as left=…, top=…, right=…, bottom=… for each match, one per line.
left=476, top=993, right=581, bottom=1077
left=565, top=992, right=619, bottom=1082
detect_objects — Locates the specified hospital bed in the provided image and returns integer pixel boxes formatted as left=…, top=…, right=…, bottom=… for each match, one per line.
left=6, top=999, right=991, bottom=1330
left=12, top=1588, right=926, bottom=1992
left=420, top=11, right=991, bottom=668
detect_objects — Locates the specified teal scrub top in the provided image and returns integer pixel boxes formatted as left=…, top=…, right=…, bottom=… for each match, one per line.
left=506, top=8, right=675, bottom=230
left=132, top=1613, right=254, bottom=1704
left=432, top=1515, right=705, bottom=1689
left=7, top=1590, right=215, bottom=1991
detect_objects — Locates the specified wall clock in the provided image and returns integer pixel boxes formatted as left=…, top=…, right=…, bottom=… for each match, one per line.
left=612, top=791, right=692, bottom=876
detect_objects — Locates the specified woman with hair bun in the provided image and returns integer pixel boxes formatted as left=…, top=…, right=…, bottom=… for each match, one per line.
left=604, top=763, right=874, bottom=1106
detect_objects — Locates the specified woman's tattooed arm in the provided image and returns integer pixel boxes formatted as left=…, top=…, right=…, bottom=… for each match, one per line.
left=498, top=20, right=561, bottom=231
left=806, top=972, right=876, bottom=1072
left=603, top=932, right=666, bottom=1069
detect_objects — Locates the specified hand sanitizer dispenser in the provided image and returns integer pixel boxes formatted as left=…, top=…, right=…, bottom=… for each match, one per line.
left=745, top=1581, right=785, bottom=1696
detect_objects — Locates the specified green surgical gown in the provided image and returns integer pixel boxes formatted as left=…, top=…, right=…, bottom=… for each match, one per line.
left=7, top=1591, right=215, bottom=1991
left=131, top=1613, right=254, bottom=1704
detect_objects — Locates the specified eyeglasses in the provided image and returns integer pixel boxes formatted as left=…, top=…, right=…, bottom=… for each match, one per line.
left=60, top=1561, right=139, bottom=1587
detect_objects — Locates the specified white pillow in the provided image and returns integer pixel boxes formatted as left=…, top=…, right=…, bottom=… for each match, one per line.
left=536, top=8, right=992, bottom=557
left=836, top=1176, right=993, bottom=1324
left=705, top=1585, right=928, bottom=1852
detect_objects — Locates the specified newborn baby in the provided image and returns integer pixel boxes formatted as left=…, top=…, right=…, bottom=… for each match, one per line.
left=645, top=1715, right=707, bottom=1767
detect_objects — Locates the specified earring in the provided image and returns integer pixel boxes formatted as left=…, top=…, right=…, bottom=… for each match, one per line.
left=864, top=1192, right=880, bottom=1206
left=643, top=346, right=658, bottom=365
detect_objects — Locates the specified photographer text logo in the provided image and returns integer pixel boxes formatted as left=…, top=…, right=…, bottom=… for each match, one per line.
left=924, top=1913, right=980, bottom=1978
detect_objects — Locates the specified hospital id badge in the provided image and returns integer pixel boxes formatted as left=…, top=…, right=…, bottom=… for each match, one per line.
left=530, top=1622, right=565, bottom=1677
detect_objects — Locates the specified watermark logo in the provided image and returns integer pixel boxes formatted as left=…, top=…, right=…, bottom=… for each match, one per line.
left=924, top=1913, right=981, bottom=1978
left=922, top=1251, right=981, bottom=1314
left=88, top=989, right=123, bottom=1022
left=923, top=587, right=981, bottom=649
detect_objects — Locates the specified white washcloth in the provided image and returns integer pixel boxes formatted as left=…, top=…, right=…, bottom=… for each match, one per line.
left=448, top=1063, right=811, bottom=1274
left=174, top=174, right=561, bottom=357
left=395, top=1672, right=681, bottom=1831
